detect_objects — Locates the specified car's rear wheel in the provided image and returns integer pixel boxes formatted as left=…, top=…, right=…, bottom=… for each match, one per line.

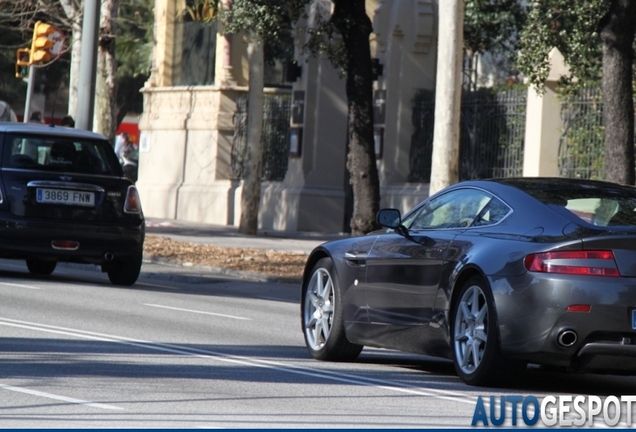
left=26, top=258, right=57, bottom=276
left=106, top=250, right=142, bottom=286
left=301, top=257, right=362, bottom=361
left=451, top=276, right=505, bottom=386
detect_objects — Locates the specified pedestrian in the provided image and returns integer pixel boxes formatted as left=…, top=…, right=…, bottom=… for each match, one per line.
left=29, top=111, right=42, bottom=123
left=60, top=115, right=75, bottom=127
left=115, top=132, right=138, bottom=182
left=114, top=132, right=131, bottom=161
left=121, top=144, right=138, bottom=183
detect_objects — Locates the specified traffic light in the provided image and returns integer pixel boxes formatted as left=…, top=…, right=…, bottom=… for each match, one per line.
left=15, top=48, right=30, bottom=79
left=30, top=21, right=64, bottom=64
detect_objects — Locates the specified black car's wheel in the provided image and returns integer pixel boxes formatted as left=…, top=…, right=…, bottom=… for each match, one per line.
left=301, top=257, right=362, bottom=361
left=106, top=250, right=142, bottom=286
left=451, top=276, right=505, bottom=386
left=26, top=258, right=57, bottom=276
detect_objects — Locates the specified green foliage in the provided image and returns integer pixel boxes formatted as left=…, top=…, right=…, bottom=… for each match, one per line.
left=517, top=0, right=611, bottom=92
left=215, top=0, right=307, bottom=67
left=116, top=0, right=154, bottom=119
left=117, top=0, right=154, bottom=79
left=464, top=0, right=527, bottom=60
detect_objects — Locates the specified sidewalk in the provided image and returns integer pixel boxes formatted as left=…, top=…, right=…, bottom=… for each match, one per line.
left=141, top=218, right=351, bottom=283
left=144, top=217, right=349, bottom=254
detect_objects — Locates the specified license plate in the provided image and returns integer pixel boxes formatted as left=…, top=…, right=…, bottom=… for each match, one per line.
left=36, top=188, right=95, bottom=207
left=633, top=310, right=636, bottom=330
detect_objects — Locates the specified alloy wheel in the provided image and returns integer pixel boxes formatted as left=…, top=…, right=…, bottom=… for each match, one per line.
left=303, top=267, right=335, bottom=350
left=453, top=284, right=489, bottom=375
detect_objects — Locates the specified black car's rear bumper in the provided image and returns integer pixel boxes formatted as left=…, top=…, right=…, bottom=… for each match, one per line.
left=0, top=212, right=144, bottom=265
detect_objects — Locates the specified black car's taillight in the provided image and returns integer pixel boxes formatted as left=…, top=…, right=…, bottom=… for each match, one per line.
left=524, top=250, right=620, bottom=277
left=123, top=185, right=142, bottom=214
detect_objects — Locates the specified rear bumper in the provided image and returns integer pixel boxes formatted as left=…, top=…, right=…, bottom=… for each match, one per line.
left=0, top=215, right=144, bottom=264
left=491, top=273, right=636, bottom=372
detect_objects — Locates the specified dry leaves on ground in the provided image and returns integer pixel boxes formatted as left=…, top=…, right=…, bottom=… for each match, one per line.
left=144, top=234, right=307, bottom=282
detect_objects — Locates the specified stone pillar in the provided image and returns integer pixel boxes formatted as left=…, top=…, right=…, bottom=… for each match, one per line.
left=522, top=48, right=570, bottom=177
left=152, top=0, right=178, bottom=87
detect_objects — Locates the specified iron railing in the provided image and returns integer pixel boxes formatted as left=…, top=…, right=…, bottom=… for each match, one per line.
left=409, top=87, right=527, bottom=182
left=232, top=93, right=292, bottom=181
left=559, top=87, right=605, bottom=179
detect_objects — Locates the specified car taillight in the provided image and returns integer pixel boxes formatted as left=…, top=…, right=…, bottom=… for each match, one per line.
left=524, top=250, right=620, bottom=277
left=123, top=185, right=142, bottom=214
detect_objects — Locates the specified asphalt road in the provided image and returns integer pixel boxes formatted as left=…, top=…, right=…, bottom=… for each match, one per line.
left=0, top=259, right=635, bottom=428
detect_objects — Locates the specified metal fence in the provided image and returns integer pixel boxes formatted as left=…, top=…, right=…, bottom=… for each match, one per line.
left=232, top=93, right=292, bottom=181
left=410, top=87, right=527, bottom=182
left=559, top=87, right=605, bottom=179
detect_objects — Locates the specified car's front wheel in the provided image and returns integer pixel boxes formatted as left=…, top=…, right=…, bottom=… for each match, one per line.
left=301, top=257, right=362, bottom=361
left=26, top=258, right=57, bottom=276
left=106, top=250, right=142, bottom=286
left=451, top=276, right=505, bottom=386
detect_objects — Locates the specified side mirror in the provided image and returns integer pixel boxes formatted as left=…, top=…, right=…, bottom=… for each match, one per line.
left=377, top=208, right=401, bottom=229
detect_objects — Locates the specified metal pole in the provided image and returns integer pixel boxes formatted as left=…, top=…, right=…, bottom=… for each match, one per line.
left=75, top=0, right=100, bottom=131
left=23, top=66, right=36, bottom=123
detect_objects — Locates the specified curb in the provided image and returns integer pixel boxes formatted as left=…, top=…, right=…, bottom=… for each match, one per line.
left=57, top=255, right=301, bottom=285
left=142, top=254, right=288, bottom=284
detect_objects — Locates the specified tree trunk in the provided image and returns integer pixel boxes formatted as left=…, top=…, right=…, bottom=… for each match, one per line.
left=94, top=0, right=119, bottom=141
left=600, top=0, right=636, bottom=185
left=429, top=0, right=464, bottom=195
left=332, top=0, right=380, bottom=237
left=238, top=37, right=265, bottom=235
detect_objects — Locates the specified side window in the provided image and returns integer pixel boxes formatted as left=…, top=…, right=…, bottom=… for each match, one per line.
left=473, top=197, right=511, bottom=227
left=410, top=189, right=493, bottom=230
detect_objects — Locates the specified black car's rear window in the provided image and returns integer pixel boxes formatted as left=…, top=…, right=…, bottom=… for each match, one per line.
left=3, top=133, right=121, bottom=175
left=527, top=188, right=636, bottom=228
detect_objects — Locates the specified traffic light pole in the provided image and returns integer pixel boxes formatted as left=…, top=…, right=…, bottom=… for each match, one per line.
left=23, top=66, right=36, bottom=123
left=75, top=0, right=100, bottom=131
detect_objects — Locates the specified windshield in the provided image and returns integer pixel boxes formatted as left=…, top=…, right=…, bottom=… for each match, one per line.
left=3, top=133, right=122, bottom=176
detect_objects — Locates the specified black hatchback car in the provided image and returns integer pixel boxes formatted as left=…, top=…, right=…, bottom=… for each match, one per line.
left=0, top=123, right=144, bottom=285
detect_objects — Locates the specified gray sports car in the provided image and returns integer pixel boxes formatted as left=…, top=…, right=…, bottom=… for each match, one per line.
left=300, top=178, right=636, bottom=386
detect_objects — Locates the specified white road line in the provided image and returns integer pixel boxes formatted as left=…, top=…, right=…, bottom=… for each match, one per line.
left=256, top=296, right=289, bottom=302
left=0, top=317, right=475, bottom=404
left=0, top=383, right=124, bottom=411
left=0, top=282, right=41, bottom=290
left=136, top=282, right=180, bottom=290
left=144, top=303, right=251, bottom=320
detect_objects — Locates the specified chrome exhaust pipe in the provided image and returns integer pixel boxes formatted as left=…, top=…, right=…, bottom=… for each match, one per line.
left=104, top=252, right=114, bottom=261
left=557, top=329, right=578, bottom=347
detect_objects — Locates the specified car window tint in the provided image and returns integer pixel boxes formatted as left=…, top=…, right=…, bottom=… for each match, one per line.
left=3, top=134, right=120, bottom=175
left=409, top=189, right=493, bottom=230
left=473, top=197, right=510, bottom=227
left=565, top=197, right=636, bottom=227
left=526, top=188, right=636, bottom=228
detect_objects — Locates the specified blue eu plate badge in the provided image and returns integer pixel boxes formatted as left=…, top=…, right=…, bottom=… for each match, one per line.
left=633, top=310, right=636, bottom=329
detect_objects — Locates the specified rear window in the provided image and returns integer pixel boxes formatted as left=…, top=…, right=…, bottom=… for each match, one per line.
left=3, top=133, right=121, bottom=176
left=528, top=189, right=636, bottom=228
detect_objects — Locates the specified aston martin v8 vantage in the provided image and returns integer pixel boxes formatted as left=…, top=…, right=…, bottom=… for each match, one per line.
left=301, top=178, right=636, bottom=386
